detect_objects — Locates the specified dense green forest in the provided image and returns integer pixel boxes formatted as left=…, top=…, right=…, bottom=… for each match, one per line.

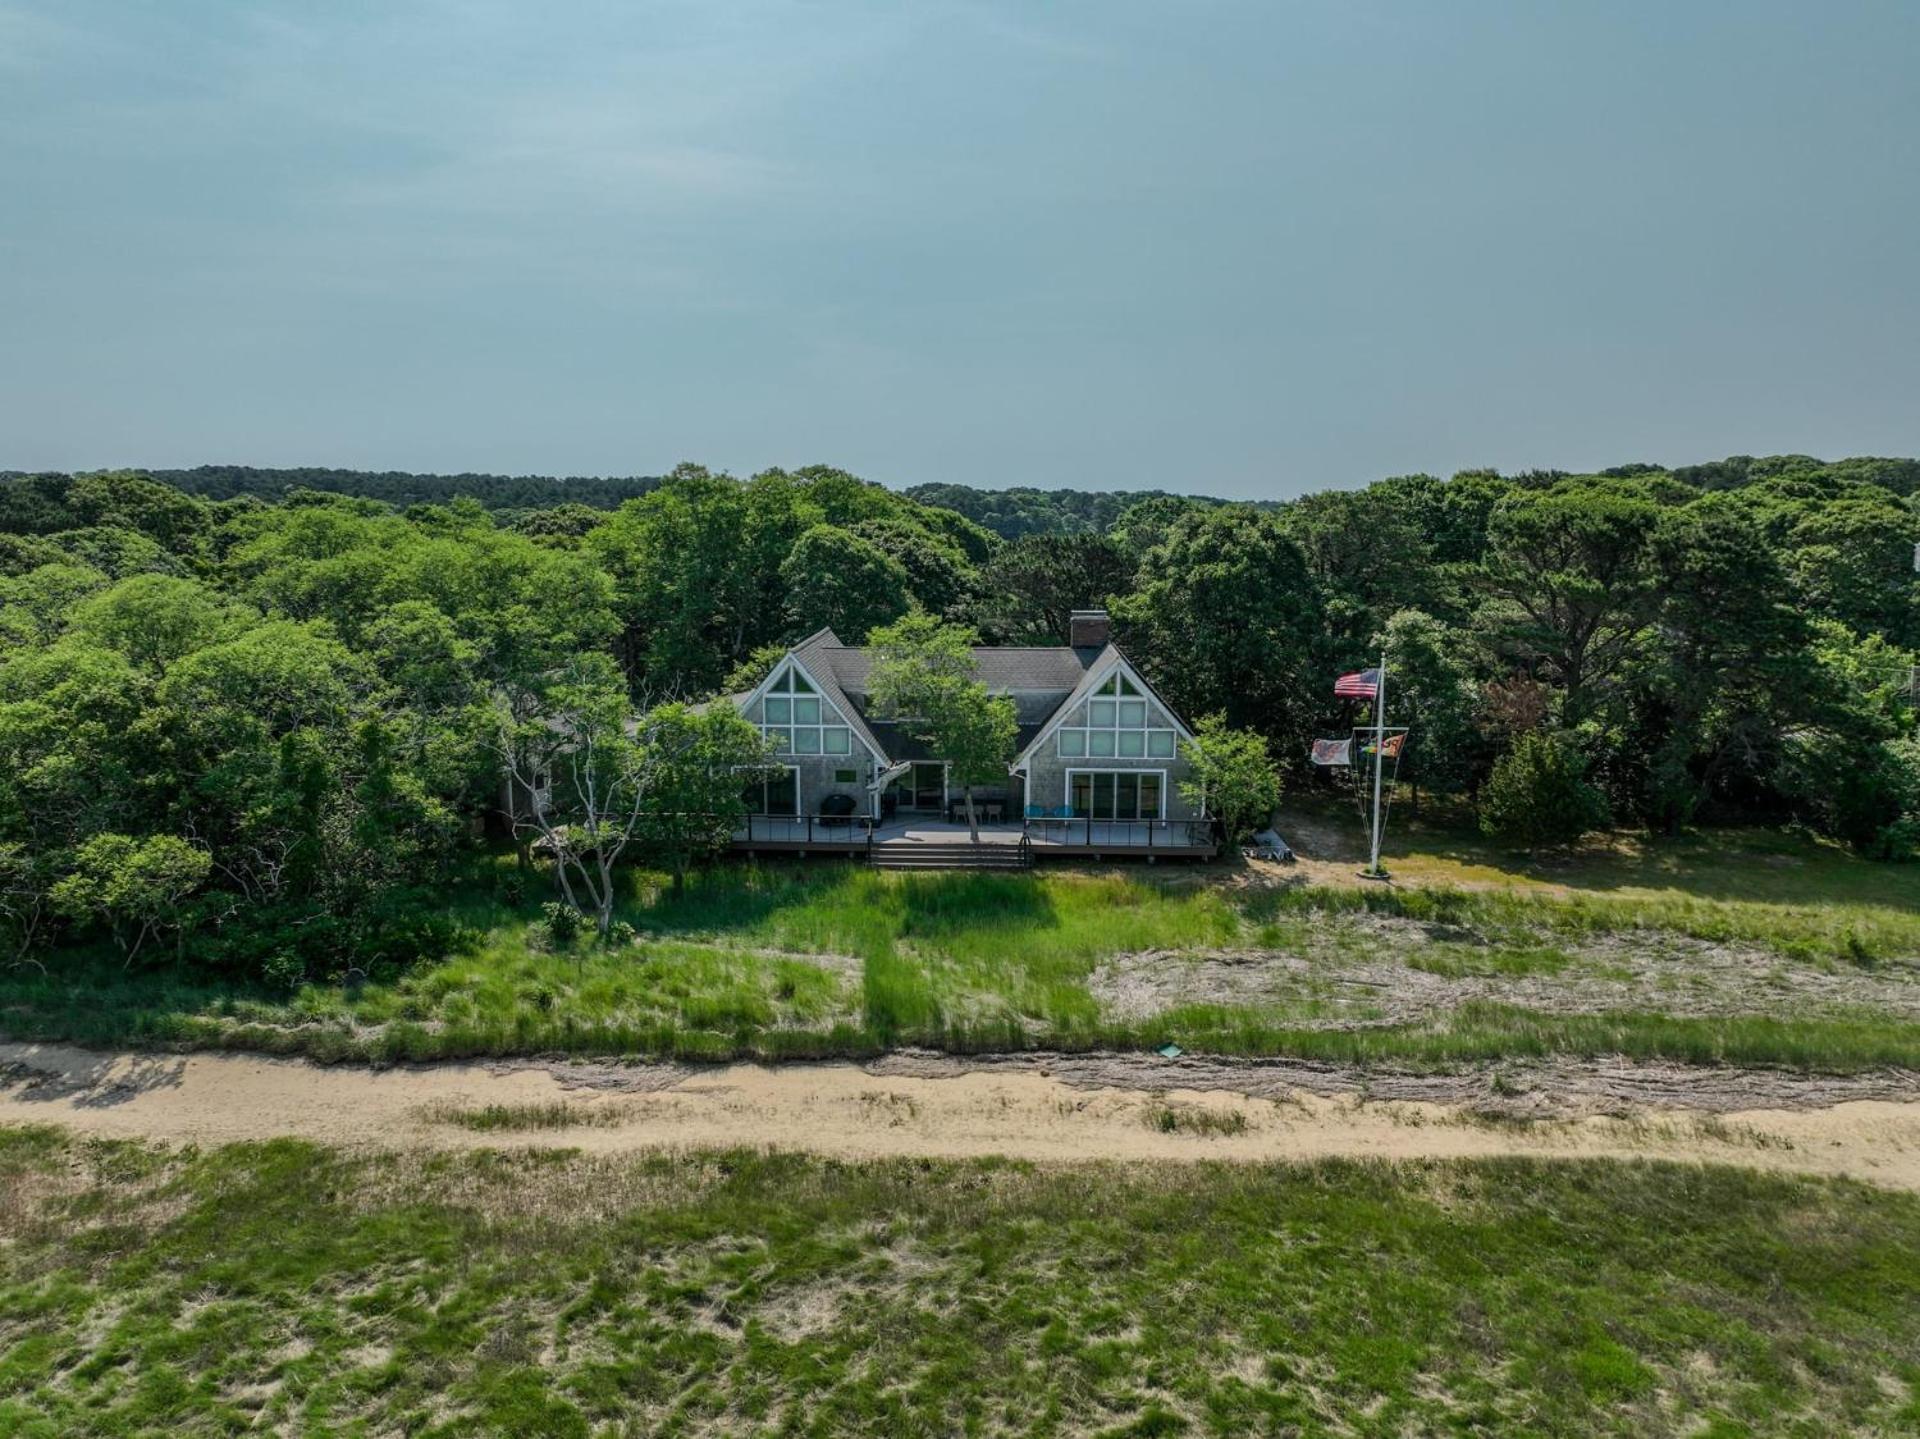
left=901, top=483, right=1251, bottom=538
left=2, top=467, right=1244, bottom=538
left=1, top=453, right=1916, bottom=980
left=0, top=465, right=670, bottom=514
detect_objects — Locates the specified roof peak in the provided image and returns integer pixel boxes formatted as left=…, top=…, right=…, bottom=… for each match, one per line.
left=812, top=640, right=1100, bottom=654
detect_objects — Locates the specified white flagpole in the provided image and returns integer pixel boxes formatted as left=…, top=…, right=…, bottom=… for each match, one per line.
left=1367, top=651, right=1387, bottom=877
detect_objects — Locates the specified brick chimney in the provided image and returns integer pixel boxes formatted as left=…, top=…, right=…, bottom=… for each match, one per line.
left=1069, top=609, right=1111, bottom=649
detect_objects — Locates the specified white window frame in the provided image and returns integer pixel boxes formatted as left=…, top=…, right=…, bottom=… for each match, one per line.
left=1055, top=672, right=1178, bottom=762
left=754, top=661, right=855, bottom=759
left=1012, top=655, right=1196, bottom=768
left=1064, top=768, right=1168, bottom=821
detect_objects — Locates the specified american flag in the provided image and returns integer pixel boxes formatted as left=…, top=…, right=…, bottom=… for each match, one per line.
left=1334, top=668, right=1381, bottom=699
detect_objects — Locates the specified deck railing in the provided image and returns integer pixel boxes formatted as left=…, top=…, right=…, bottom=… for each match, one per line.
left=731, top=814, right=877, bottom=846
left=727, top=814, right=1218, bottom=854
left=1021, top=816, right=1218, bottom=850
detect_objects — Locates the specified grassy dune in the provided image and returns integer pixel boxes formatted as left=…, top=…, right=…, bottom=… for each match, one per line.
left=1, top=1127, right=1917, bottom=1437
left=2, top=825, right=1917, bottom=1070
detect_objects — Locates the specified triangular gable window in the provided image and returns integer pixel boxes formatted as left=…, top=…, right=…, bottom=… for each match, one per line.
left=760, top=660, right=852, bottom=757
left=1053, top=662, right=1176, bottom=761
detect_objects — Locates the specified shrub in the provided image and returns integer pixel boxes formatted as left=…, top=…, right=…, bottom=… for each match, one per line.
left=542, top=901, right=584, bottom=946
left=260, top=951, right=307, bottom=992
left=1478, top=731, right=1609, bottom=849
left=1862, top=740, right=1920, bottom=861
left=50, top=832, right=212, bottom=963
left=1873, top=814, right=1920, bottom=863
left=1778, top=733, right=1920, bottom=859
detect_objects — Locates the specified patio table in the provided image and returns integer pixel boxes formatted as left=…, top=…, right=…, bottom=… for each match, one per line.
left=945, top=798, right=1006, bottom=824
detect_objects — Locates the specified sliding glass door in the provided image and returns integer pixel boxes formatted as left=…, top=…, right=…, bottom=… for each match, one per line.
left=1067, top=770, right=1164, bottom=820
left=906, top=762, right=946, bottom=812
left=744, top=766, right=799, bottom=816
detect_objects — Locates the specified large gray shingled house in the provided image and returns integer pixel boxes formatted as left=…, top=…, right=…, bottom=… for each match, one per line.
left=729, top=610, right=1205, bottom=831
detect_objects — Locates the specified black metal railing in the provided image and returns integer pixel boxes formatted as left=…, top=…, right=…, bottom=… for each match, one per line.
left=727, top=813, right=1215, bottom=852
left=1021, top=816, right=1218, bottom=850
left=731, top=814, right=878, bottom=846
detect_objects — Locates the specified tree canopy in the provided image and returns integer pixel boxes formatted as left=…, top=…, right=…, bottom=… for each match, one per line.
left=1177, top=715, right=1282, bottom=841
left=1, top=450, right=1916, bottom=978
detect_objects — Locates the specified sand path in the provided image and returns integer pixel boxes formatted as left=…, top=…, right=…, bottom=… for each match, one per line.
left=5, top=1042, right=1920, bottom=1191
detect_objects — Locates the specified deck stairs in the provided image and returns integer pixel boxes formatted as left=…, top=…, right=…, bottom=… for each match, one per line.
left=869, top=838, right=1032, bottom=871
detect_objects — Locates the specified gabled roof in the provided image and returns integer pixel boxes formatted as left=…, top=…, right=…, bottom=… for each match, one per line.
left=1009, top=645, right=1196, bottom=767
left=802, top=641, right=1102, bottom=697
left=789, top=629, right=890, bottom=762
left=730, top=628, right=1190, bottom=768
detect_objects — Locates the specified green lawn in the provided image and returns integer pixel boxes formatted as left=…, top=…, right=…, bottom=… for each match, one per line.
left=1328, top=799, right=1920, bottom=910
left=3, top=825, right=1918, bottom=1070
left=1, top=1127, right=1916, bottom=1437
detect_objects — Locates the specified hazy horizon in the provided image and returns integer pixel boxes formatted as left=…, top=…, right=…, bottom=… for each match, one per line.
left=6, top=447, right=1906, bottom=500
left=4, top=2, right=1917, bottom=499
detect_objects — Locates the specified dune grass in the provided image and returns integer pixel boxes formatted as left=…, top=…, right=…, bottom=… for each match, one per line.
left=1317, top=797, right=1920, bottom=911
left=1, top=1127, right=1916, bottom=1437
left=2, top=831, right=1916, bottom=1071
left=417, top=1100, right=630, bottom=1133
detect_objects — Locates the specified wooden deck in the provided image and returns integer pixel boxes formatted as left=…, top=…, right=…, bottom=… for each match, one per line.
left=730, top=817, right=1217, bottom=862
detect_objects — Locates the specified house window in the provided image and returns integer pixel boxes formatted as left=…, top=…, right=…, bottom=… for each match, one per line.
left=1056, top=672, right=1177, bottom=760
left=834, top=768, right=858, bottom=784
left=744, top=766, right=800, bottom=816
left=759, top=666, right=853, bottom=756
left=1066, top=769, right=1165, bottom=820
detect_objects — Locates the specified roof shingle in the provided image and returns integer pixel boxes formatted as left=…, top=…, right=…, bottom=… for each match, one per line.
left=784, top=630, right=1109, bottom=765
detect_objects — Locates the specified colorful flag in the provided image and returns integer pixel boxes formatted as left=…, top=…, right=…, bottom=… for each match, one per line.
left=1334, top=668, right=1381, bottom=699
left=1361, top=733, right=1406, bottom=758
left=1310, top=738, right=1352, bottom=766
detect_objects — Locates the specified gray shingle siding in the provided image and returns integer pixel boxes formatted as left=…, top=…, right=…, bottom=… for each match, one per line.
left=1019, top=682, right=1197, bottom=819
left=736, top=627, right=1202, bottom=821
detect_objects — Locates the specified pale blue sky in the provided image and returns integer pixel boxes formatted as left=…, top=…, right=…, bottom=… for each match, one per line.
left=3, top=2, right=1916, bottom=497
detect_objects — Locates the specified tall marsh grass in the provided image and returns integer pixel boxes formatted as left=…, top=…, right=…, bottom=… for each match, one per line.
left=3, top=859, right=1916, bottom=1069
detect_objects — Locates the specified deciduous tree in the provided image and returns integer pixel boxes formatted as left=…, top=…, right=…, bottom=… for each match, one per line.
left=1374, top=610, right=1481, bottom=808
left=976, top=533, right=1133, bottom=644
left=780, top=524, right=913, bottom=642
left=1177, top=715, right=1280, bottom=841
left=497, top=656, right=775, bottom=928
left=866, top=615, right=1017, bottom=842
left=50, top=832, right=211, bottom=964
left=1114, top=508, right=1323, bottom=748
